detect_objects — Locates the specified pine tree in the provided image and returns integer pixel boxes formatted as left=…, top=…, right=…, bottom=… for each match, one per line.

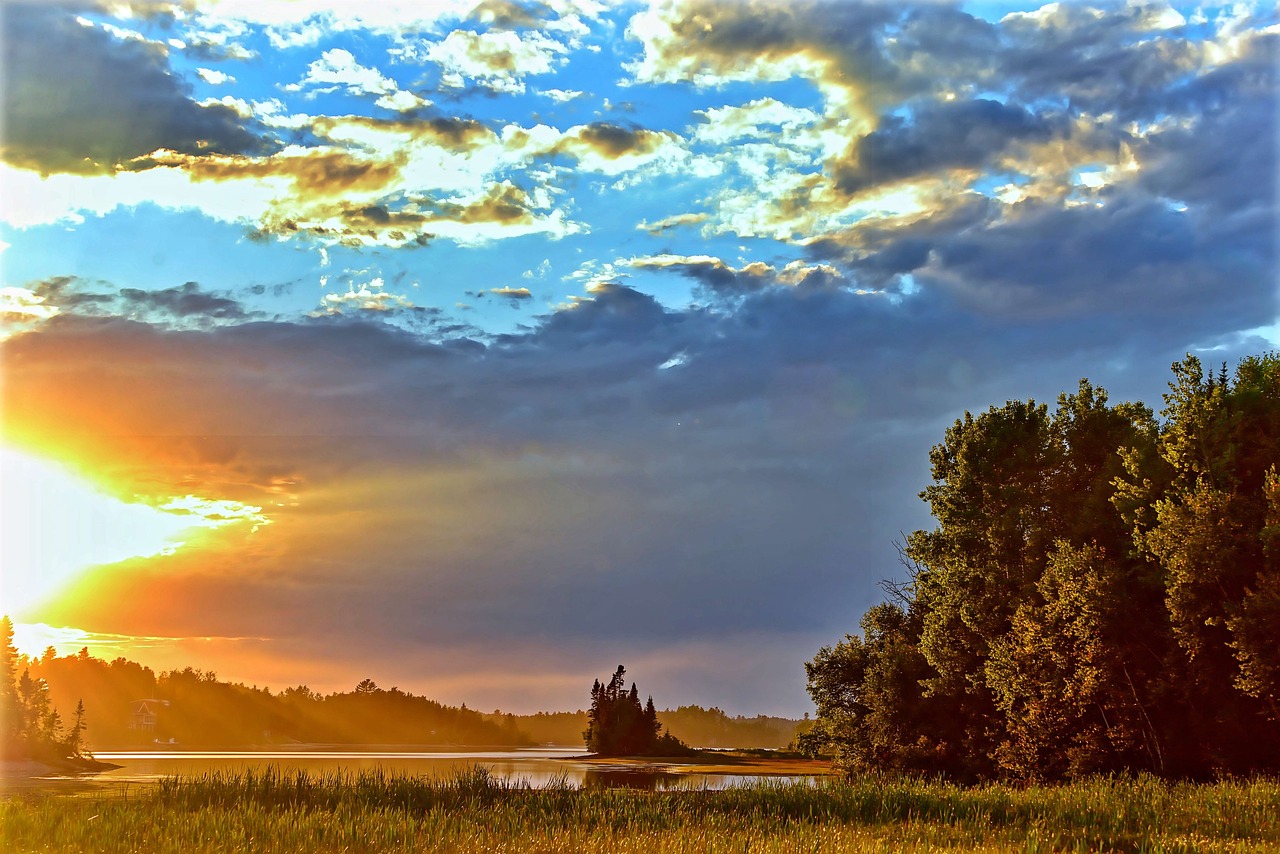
left=0, top=617, right=22, bottom=750
left=583, top=666, right=689, bottom=756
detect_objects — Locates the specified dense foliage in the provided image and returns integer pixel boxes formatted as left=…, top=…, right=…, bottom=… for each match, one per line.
left=803, top=354, right=1280, bottom=780
left=583, top=666, right=692, bottom=755
left=0, top=616, right=87, bottom=763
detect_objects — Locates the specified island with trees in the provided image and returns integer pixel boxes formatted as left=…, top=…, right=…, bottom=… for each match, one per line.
left=582, top=666, right=693, bottom=756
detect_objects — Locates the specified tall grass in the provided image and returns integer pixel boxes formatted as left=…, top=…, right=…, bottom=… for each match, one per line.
left=4, top=768, right=1278, bottom=852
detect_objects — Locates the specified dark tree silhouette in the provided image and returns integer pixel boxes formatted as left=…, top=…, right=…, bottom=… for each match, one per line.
left=583, top=665, right=691, bottom=756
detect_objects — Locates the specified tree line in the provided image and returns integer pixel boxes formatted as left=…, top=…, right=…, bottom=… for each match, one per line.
left=6, top=642, right=528, bottom=749
left=5, top=639, right=806, bottom=754
left=492, top=706, right=805, bottom=749
left=802, top=354, right=1279, bottom=780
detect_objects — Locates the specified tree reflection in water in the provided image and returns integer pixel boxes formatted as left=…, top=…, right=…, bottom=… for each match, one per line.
left=582, top=768, right=684, bottom=790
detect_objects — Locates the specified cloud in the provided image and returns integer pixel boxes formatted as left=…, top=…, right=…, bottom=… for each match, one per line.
left=178, top=148, right=406, bottom=196
left=541, top=87, right=585, bottom=102
left=314, top=277, right=416, bottom=315
left=693, top=98, right=825, bottom=146
left=563, top=122, right=666, bottom=158
left=629, top=254, right=774, bottom=295
left=287, top=47, right=431, bottom=111
left=422, top=28, right=569, bottom=94
left=0, top=5, right=270, bottom=175
left=638, top=212, right=708, bottom=235
left=117, top=282, right=254, bottom=323
left=832, top=98, right=1063, bottom=196
left=196, top=68, right=236, bottom=85
left=468, top=0, right=553, bottom=30
left=626, top=0, right=903, bottom=124
left=6, top=277, right=258, bottom=333
left=998, top=2, right=1204, bottom=120
left=490, top=286, right=534, bottom=304
left=627, top=254, right=850, bottom=298
left=544, top=122, right=684, bottom=175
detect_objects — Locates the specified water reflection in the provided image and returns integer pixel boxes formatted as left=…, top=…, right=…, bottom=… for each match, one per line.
left=22, top=748, right=817, bottom=792
left=582, top=768, right=684, bottom=790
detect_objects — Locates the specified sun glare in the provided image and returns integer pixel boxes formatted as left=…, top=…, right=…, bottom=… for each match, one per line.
left=0, top=447, right=266, bottom=617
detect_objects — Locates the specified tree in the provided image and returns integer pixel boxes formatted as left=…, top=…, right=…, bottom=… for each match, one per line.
left=806, top=355, right=1280, bottom=780
left=583, top=666, right=690, bottom=756
left=1, top=616, right=22, bottom=750
left=66, top=699, right=87, bottom=758
left=801, top=602, right=962, bottom=777
left=1117, top=353, right=1280, bottom=770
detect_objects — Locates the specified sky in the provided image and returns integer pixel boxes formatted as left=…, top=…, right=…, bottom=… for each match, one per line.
left=0, top=0, right=1276, bottom=717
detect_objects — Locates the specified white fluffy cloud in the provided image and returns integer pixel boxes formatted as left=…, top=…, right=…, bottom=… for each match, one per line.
left=421, top=29, right=569, bottom=94
left=288, top=48, right=431, bottom=110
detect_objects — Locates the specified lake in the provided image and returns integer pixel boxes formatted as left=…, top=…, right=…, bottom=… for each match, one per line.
left=41, top=747, right=817, bottom=791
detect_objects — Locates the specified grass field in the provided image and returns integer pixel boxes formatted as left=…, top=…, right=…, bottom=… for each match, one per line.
left=3, top=767, right=1278, bottom=852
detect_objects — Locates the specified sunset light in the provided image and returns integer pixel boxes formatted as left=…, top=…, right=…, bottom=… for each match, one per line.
left=0, top=0, right=1276, bottom=731
left=1, top=3, right=1278, bottom=846
left=0, top=446, right=267, bottom=616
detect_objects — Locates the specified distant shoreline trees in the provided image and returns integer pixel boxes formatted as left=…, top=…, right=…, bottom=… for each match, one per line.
left=584, top=666, right=693, bottom=756
left=803, top=353, right=1280, bottom=781
left=11, top=642, right=530, bottom=749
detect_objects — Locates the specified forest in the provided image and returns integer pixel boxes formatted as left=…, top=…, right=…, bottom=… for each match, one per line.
left=2, top=635, right=804, bottom=751
left=4, top=640, right=526, bottom=749
left=802, top=353, right=1280, bottom=781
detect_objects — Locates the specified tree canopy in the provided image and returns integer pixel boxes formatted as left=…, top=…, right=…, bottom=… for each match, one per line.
left=583, top=666, right=692, bottom=756
left=803, top=354, right=1280, bottom=781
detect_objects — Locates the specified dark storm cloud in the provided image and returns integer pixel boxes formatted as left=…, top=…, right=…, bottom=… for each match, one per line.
left=834, top=99, right=1062, bottom=195
left=998, top=3, right=1206, bottom=119
left=1137, top=33, right=1278, bottom=214
left=7, top=246, right=1272, bottom=710
left=809, top=22, right=1276, bottom=326
left=0, top=4, right=270, bottom=175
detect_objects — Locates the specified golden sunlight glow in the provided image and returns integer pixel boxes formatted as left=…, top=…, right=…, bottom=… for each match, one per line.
left=10, top=622, right=103, bottom=659
left=0, top=447, right=268, bottom=616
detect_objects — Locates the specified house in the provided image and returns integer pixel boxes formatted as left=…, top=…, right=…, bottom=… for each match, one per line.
left=128, top=698, right=169, bottom=732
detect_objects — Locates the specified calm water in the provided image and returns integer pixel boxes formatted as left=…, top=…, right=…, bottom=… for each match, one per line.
left=45, top=747, right=809, bottom=791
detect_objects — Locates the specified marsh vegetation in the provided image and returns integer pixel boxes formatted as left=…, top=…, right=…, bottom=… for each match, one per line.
left=3, top=768, right=1278, bottom=853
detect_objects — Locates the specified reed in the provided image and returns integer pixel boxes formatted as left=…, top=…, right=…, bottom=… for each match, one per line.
left=4, top=768, right=1278, bottom=853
